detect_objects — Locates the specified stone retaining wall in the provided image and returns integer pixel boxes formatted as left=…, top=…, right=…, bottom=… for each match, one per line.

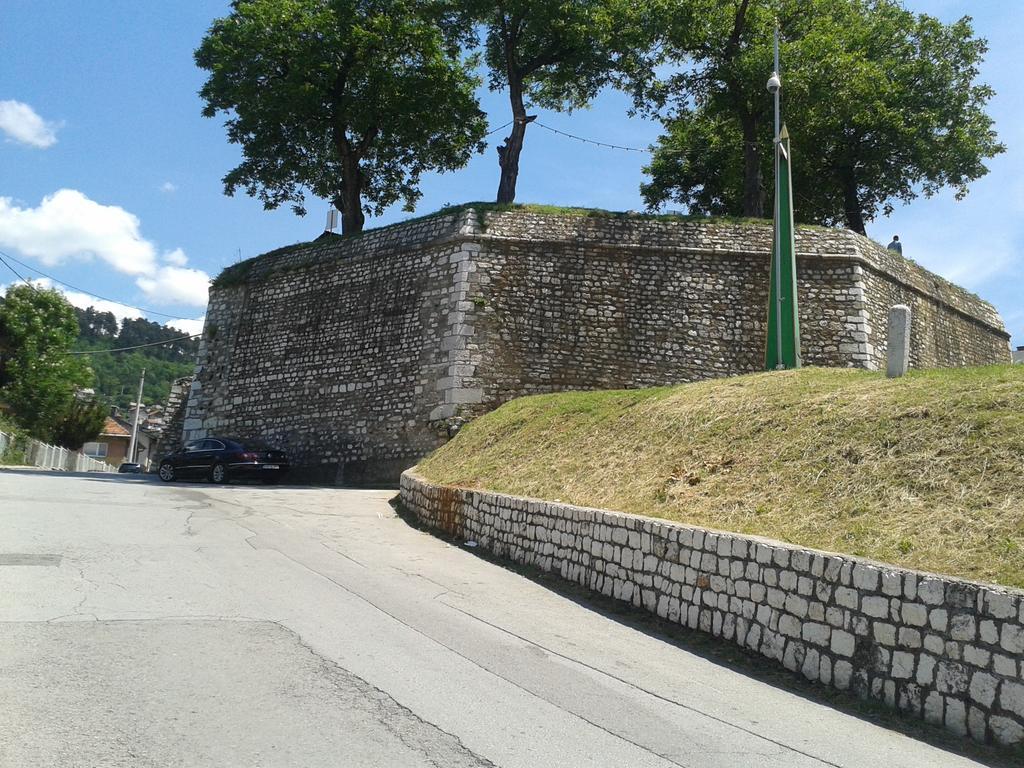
left=400, top=471, right=1024, bottom=748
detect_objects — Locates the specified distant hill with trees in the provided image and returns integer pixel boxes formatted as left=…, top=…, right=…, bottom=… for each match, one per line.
left=73, top=307, right=199, bottom=410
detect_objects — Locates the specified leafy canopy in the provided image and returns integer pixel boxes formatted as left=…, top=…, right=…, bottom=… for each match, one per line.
left=474, top=0, right=640, bottom=110
left=0, top=285, right=94, bottom=442
left=195, top=0, right=488, bottom=232
left=636, top=0, right=1004, bottom=233
left=52, top=398, right=108, bottom=452
left=460, top=0, right=647, bottom=202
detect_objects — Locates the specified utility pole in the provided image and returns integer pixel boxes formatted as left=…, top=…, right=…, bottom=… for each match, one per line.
left=127, top=368, right=146, bottom=464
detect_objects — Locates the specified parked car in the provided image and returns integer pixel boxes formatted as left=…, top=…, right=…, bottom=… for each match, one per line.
left=157, top=437, right=289, bottom=484
left=117, top=462, right=142, bottom=474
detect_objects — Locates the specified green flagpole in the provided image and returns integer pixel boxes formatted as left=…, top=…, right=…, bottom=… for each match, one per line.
left=765, top=28, right=801, bottom=370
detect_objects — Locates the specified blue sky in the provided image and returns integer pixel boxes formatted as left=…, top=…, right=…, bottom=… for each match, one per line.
left=0, top=0, right=1020, bottom=346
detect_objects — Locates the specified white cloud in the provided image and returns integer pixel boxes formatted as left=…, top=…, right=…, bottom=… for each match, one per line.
left=0, top=189, right=157, bottom=275
left=163, top=248, right=188, bottom=267
left=0, top=100, right=58, bottom=148
left=136, top=265, right=210, bottom=307
left=160, top=181, right=177, bottom=193
left=0, top=188, right=211, bottom=314
left=166, top=316, right=205, bottom=336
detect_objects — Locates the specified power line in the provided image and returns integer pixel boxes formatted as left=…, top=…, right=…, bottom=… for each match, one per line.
left=0, top=249, right=187, bottom=320
left=532, top=120, right=761, bottom=154
left=69, top=334, right=202, bottom=356
left=485, top=120, right=514, bottom=137
left=534, top=121, right=652, bottom=153
left=0, top=253, right=39, bottom=291
left=0, top=254, right=202, bottom=356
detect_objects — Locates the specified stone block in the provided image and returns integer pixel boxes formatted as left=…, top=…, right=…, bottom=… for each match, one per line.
left=969, top=672, right=998, bottom=708
left=891, top=651, right=915, bottom=679
left=802, top=622, right=831, bottom=646
left=962, top=644, right=990, bottom=668
left=445, top=388, right=484, bottom=404
left=935, top=661, right=969, bottom=696
left=984, top=591, right=1017, bottom=620
left=991, top=716, right=1024, bottom=746
left=428, top=404, right=457, bottom=421
left=862, top=596, right=889, bottom=618
left=968, top=706, right=987, bottom=743
left=835, top=587, right=859, bottom=610
left=1001, top=624, right=1024, bottom=654
left=917, top=579, right=945, bottom=605
left=944, top=698, right=967, bottom=737
left=784, top=594, right=809, bottom=618
left=873, top=622, right=896, bottom=646
left=993, top=654, right=1017, bottom=677
left=881, top=571, right=902, bottom=597
left=900, top=603, right=928, bottom=627
left=916, top=654, right=936, bottom=686
left=802, top=648, right=820, bottom=681
left=852, top=564, right=880, bottom=591
left=979, top=619, right=999, bottom=644
left=886, top=305, right=912, bottom=378
left=1002, top=681, right=1024, bottom=719
left=779, top=615, right=802, bottom=638
left=834, top=660, right=853, bottom=690
left=831, top=630, right=855, bottom=657
left=923, top=692, right=944, bottom=725
left=949, top=614, right=976, bottom=643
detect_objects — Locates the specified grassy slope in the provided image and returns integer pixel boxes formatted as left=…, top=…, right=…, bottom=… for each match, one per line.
left=418, top=366, right=1024, bottom=589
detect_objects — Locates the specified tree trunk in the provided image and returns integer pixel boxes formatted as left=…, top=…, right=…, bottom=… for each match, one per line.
left=334, top=187, right=364, bottom=235
left=332, top=135, right=365, bottom=235
left=740, top=113, right=764, bottom=218
left=496, top=76, right=533, bottom=204
left=841, top=172, right=866, bottom=235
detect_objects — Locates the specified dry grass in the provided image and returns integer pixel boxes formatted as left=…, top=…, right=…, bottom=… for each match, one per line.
left=417, top=366, right=1024, bottom=589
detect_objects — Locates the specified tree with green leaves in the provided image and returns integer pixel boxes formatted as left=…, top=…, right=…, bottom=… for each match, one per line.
left=635, top=0, right=1003, bottom=234
left=74, top=306, right=119, bottom=342
left=467, top=0, right=644, bottom=203
left=0, top=285, right=94, bottom=442
left=195, top=0, right=488, bottom=234
left=52, top=398, right=108, bottom=451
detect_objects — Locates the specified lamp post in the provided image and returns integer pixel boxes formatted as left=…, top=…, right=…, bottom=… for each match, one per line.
left=764, top=26, right=801, bottom=371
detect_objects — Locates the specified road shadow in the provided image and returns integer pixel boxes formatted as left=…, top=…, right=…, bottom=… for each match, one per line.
left=389, top=494, right=1022, bottom=768
left=0, top=467, right=158, bottom=483
left=0, top=467, right=321, bottom=491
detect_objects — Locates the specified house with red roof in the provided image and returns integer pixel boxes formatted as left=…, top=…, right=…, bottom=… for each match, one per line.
left=82, top=410, right=158, bottom=469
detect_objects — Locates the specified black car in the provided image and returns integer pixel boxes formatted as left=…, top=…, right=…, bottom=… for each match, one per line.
left=157, top=437, right=289, bottom=484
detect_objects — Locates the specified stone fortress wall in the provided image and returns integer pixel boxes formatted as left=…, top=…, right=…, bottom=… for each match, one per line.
left=152, top=375, right=195, bottom=459
left=182, top=207, right=1010, bottom=483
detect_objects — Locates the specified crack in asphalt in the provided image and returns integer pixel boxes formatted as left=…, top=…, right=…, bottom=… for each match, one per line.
left=3, top=616, right=497, bottom=768
left=269, top=617, right=497, bottom=768
left=251, top=543, right=703, bottom=768
left=192, top=493, right=800, bottom=767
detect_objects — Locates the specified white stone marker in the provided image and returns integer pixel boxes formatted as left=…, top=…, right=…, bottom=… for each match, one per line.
left=887, top=304, right=912, bottom=378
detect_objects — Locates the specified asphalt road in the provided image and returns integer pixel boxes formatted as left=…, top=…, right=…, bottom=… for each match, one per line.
left=0, top=469, right=1006, bottom=767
